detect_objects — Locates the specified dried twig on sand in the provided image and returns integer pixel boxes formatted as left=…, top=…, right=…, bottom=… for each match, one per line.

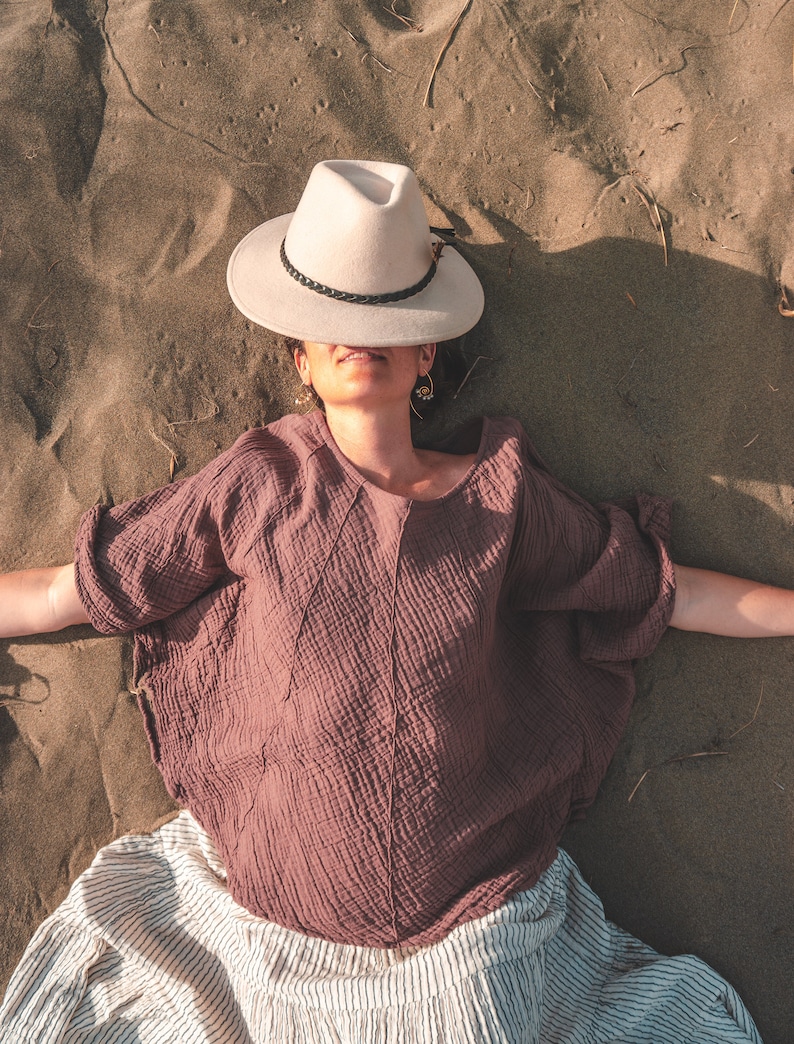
left=453, top=354, right=492, bottom=399
left=338, top=22, right=361, bottom=43
left=728, top=680, right=764, bottom=739
left=149, top=429, right=179, bottom=481
left=615, top=347, right=645, bottom=388
left=383, top=2, right=423, bottom=32
left=166, top=396, right=220, bottom=433
left=631, top=45, right=702, bottom=97
left=651, top=201, right=667, bottom=265
left=423, top=0, right=473, bottom=108
left=25, top=291, right=55, bottom=338
left=362, top=52, right=395, bottom=73
left=630, top=679, right=765, bottom=802
left=631, top=183, right=668, bottom=266
left=765, top=0, right=793, bottom=33
left=339, top=22, right=394, bottom=73
left=497, top=174, right=536, bottom=211
left=628, top=750, right=729, bottom=803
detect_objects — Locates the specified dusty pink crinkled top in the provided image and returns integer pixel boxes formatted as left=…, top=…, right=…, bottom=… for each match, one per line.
left=74, top=412, right=675, bottom=947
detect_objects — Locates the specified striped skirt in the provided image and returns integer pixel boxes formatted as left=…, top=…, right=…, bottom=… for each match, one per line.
left=0, top=812, right=762, bottom=1043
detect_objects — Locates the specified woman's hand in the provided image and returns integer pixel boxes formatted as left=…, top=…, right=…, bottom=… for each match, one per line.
left=670, top=563, right=794, bottom=637
left=0, top=564, right=89, bottom=638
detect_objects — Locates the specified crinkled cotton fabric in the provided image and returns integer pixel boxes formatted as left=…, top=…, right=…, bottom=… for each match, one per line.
left=0, top=813, right=761, bottom=1044
left=73, top=413, right=676, bottom=947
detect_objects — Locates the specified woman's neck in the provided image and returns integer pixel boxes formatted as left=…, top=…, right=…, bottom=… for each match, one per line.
left=321, top=404, right=475, bottom=501
left=323, top=404, right=422, bottom=495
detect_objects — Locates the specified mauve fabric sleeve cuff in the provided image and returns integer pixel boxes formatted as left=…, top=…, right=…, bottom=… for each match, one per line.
left=73, top=488, right=228, bottom=635
left=74, top=503, right=134, bottom=635
left=575, top=492, right=676, bottom=665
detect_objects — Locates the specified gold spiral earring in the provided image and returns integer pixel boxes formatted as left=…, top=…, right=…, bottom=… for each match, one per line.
left=415, top=372, right=434, bottom=401
left=410, top=371, right=434, bottom=419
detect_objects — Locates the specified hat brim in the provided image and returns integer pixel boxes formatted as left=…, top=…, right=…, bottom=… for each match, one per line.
left=227, top=213, right=484, bottom=347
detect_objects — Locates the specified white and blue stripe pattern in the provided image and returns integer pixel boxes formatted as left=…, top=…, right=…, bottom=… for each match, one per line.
left=0, top=813, right=762, bottom=1043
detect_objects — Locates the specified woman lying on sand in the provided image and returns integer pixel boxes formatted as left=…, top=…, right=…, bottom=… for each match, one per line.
left=0, top=159, right=789, bottom=1042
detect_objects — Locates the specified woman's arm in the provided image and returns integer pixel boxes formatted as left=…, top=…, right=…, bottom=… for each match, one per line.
left=0, top=564, right=89, bottom=638
left=670, top=563, right=794, bottom=637
left=7, top=560, right=794, bottom=641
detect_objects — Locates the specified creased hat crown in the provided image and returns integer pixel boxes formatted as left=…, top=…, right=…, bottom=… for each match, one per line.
left=284, top=161, right=434, bottom=297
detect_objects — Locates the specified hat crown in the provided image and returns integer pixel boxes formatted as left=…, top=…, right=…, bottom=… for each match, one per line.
left=283, top=161, right=434, bottom=297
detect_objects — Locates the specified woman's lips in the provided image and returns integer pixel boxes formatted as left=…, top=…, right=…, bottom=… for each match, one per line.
left=338, top=349, right=385, bottom=362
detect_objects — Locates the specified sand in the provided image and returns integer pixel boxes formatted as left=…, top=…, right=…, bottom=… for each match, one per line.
left=1, top=0, right=793, bottom=1038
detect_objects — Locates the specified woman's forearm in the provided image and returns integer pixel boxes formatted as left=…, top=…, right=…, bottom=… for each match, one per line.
left=670, top=563, right=794, bottom=637
left=0, top=564, right=89, bottom=638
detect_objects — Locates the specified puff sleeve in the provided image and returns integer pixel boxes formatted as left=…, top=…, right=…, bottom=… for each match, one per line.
left=73, top=435, right=260, bottom=635
left=507, top=433, right=676, bottom=665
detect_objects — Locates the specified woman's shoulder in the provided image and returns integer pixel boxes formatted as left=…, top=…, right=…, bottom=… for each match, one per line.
left=229, top=411, right=324, bottom=457
left=419, top=417, right=541, bottom=515
left=480, top=417, right=562, bottom=482
left=435, top=416, right=543, bottom=483
left=166, top=414, right=326, bottom=517
left=209, top=412, right=326, bottom=482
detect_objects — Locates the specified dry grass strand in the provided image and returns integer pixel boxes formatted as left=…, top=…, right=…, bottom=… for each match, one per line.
left=25, top=291, right=55, bottom=338
left=631, top=45, right=701, bottom=97
left=149, top=429, right=179, bottom=482
left=363, top=51, right=395, bottom=72
left=629, top=679, right=765, bottom=802
left=338, top=22, right=361, bottom=44
left=728, top=680, right=764, bottom=739
left=631, top=183, right=668, bottom=266
left=628, top=750, right=729, bottom=802
left=383, top=2, right=423, bottom=31
left=423, top=0, right=473, bottom=108
left=453, top=354, right=492, bottom=399
left=166, top=396, right=220, bottom=433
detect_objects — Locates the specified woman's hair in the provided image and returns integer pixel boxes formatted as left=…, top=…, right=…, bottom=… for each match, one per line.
left=284, top=337, right=468, bottom=430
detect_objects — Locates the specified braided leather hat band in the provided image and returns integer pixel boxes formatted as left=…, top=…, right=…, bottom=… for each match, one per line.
left=279, top=239, right=439, bottom=305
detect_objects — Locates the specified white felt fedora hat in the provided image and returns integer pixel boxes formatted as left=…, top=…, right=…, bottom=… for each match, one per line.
left=227, top=160, right=484, bottom=347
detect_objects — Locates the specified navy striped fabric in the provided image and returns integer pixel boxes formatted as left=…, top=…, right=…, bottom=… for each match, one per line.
left=0, top=813, right=761, bottom=1043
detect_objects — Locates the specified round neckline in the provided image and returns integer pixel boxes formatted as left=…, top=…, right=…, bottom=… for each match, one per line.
left=311, top=412, right=490, bottom=506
